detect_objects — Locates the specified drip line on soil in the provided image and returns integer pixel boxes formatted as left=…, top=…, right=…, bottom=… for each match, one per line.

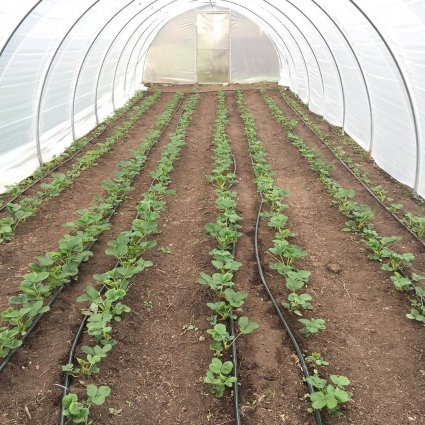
left=0, top=95, right=185, bottom=375
left=58, top=95, right=187, bottom=425
left=279, top=92, right=425, bottom=251
left=0, top=93, right=149, bottom=212
left=254, top=196, right=323, bottom=425
left=229, top=152, right=241, bottom=425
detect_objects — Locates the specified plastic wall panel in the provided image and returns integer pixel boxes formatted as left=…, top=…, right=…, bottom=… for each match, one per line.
left=113, top=17, right=161, bottom=106
left=274, top=1, right=344, bottom=126
left=296, top=0, right=371, bottom=148
left=0, top=0, right=92, bottom=191
left=144, top=10, right=196, bottom=83
left=0, top=0, right=424, bottom=197
left=97, top=14, right=150, bottom=122
left=0, top=1, right=40, bottom=52
left=355, top=0, right=425, bottom=195
left=322, top=0, right=417, bottom=191
left=230, top=10, right=279, bottom=84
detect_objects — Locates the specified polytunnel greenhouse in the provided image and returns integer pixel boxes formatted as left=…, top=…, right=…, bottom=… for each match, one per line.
left=0, top=0, right=424, bottom=424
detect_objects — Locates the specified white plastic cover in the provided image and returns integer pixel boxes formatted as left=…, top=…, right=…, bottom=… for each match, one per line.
left=0, top=0, right=424, bottom=197
left=144, top=7, right=279, bottom=84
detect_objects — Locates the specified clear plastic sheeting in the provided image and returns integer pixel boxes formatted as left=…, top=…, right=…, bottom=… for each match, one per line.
left=0, top=0, right=424, bottom=197
left=144, top=7, right=279, bottom=84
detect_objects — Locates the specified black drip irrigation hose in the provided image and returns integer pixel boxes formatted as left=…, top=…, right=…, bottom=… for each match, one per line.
left=281, top=89, right=425, bottom=248
left=279, top=92, right=425, bottom=251
left=58, top=96, right=187, bottom=424
left=0, top=96, right=185, bottom=376
left=228, top=153, right=241, bottom=425
left=0, top=94, right=149, bottom=213
left=254, top=197, right=323, bottom=425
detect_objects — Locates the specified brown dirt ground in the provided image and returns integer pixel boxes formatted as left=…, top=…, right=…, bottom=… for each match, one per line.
left=281, top=88, right=425, bottom=213
left=0, top=85, right=423, bottom=425
left=0, top=92, right=172, bottom=308
left=225, top=92, right=314, bottom=425
left=0, top=93, right=187, bottom=424
left=243, top=90, right=425, bottom=425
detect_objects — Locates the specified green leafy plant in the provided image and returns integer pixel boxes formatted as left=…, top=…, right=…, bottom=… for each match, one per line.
left=306, top=374, right=352, bottom=414
left=204, top=358, right=236, bottom=397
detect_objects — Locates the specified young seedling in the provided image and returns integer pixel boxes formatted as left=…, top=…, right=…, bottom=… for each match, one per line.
left=204, top=358, right=236, bottom=397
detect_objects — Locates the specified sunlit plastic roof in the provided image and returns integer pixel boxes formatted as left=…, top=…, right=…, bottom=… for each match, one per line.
left=0, top=0, right=424, bottom=196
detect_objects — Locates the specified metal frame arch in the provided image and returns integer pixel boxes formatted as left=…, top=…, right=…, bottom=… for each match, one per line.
left=127, top=0, right=301, bottom=96
left=35, top=0, right=102, bottom=166
left=349, top=0, right=421, bottom=192
left=277, top=0, right=347, bottom=128
left=93, top=0, right=175, bottom=123
left=239, top=1, right=313, bottom=105
left=122, top=12, right=170, bottom=95
left=70, top=0, right=137, bottom=140
left=0, top=0, right=47, bottom=166
left=133, top=0, right=297, bottom=90
left=111, top=13, right=166, bottom=105
left=0, top=0, right=44, bottom=58
left=223, top=0, right=308, bottom=99
left=310, top=0, right=374, bottom=151
left=262, top=0, right=325, bottom=112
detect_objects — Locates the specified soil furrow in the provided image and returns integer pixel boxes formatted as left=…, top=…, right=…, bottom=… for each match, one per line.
left=226, top=91, right=314, bottom=425
left=0, top=94, right=187, bottom=425
left=282, top=89, right=425, bottom=216
left=66, top=92, right=231, bottom=425
left=265, top=90, right=425, bottom=272
left=0, top=93, right=173, bottom=307
left=243, top=90, right=425, bottom=425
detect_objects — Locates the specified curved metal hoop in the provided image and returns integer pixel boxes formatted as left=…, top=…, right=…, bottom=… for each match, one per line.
left=35, top=1, right=102, bottom=166
left=70, top=0, right=137, bottom=140
left=348, top=0, right=421, bottom=192
left=280, top=0, right=346, bottom=128
left=310, top=0, right=374, bottom=152
left=127, top=0, right=302, bottom=98
left=93, top=0, right=170, bottom=124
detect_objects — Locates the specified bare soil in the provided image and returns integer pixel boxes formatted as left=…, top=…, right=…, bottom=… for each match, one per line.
left=0, top=86, right=423, bottom=425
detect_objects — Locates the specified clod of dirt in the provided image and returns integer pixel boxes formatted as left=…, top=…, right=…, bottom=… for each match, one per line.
left=326, top=263, right=342, bottom=274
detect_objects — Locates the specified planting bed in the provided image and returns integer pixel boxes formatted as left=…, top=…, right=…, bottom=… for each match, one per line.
left=0, top=85, right=423, bottom=425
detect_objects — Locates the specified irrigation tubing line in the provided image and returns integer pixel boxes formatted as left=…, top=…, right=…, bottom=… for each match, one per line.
left=58, top=95, right=186, bottom=424
left=254, top=196, right=323, bottom=425
left=228, top=152, right=241, bottom=425
left=0, top=95, right=185, bottom=376
left=279, top=91, right=425, bottom=251
left=245, top=141, right=322, bottom=425
left=0, top=93, right=149, bottom=212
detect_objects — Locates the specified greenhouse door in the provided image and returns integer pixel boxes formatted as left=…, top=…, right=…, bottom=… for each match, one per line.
left=196, top=11, right=230, bottom=83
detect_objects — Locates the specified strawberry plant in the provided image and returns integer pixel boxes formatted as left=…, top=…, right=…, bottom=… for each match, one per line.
left=0, top=90, right=162, bottom=244
left=0, top=91, right=146, bottom=209
left=280, top=88, right=425, bottom=241
left=0, top=93, right=184, bottom=362
left=306, top=374, right=352, bottom=414
left=201, top=91, right=258, bottom=398
left=62, top=93, right=200, bottom=423
left=261, top=88, right=424, bottom=326
left=204, top=358, right=236, bottom=398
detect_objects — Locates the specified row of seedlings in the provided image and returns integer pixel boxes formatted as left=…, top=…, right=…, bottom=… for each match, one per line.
left=280, top=89, right=425, bottom=239
left=61, top=93, right=200, bottom=424
left=0, top=91, right=146, bottom=209
left=236, top=89, right=353, bottom=416
left=261, top=90, right=425, bottom=325
left=200, top=91, right=259, bottom=401
left=0, top=90, right=162, bottom=244
left=0, top=93, right=184, bottom=363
